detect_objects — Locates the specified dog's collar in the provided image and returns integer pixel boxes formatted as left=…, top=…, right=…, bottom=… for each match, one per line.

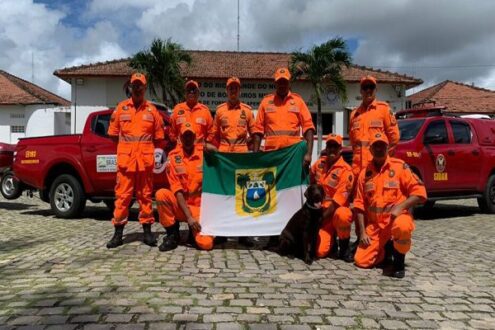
left=304, top=202, right=321, bottom=210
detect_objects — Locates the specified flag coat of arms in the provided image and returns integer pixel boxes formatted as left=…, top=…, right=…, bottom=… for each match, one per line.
left=200, top=142, right=308, bottom=236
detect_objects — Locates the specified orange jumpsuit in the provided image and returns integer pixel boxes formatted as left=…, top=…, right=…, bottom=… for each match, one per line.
left=349, top=100, right=400, bottom=178
left=108, top=99, right=164, bottom=226
left=311, top=156, right=354, bottom=258
left=253, top=92, right=315, bottom=151
left=210, top=102, right=255, bottom=152
left=155, top=146, right=214, bottom=250
left=353, top=157, right=427, bottom=268
left=170, top=102, right=213, bottom=146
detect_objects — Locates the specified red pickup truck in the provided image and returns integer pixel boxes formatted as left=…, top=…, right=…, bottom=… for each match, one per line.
left=341, top=106, right=495, bottom=213
left=11, top=108, right=173, bottom=218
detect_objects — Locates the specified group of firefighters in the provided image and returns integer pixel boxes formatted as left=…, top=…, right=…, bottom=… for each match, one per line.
left=105, top=68, right=426, bottom=279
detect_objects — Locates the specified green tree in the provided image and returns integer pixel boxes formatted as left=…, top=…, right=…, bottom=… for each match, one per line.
left=290, top=37, right=352, bottom=153
left=129, top=38, right=192, bottom=107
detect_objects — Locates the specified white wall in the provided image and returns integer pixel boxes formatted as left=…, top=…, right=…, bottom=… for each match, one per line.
left=0, top=105, right=25, bottom=144
left=25, top=105, right=71, bottom=137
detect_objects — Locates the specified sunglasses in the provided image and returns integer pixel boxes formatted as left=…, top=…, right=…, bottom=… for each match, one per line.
left=361, top=84, right=376, bottom=91
left=187, top=88, right=198, bottom=94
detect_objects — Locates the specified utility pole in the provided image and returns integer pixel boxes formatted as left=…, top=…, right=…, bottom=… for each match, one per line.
left=31, top=52, right=34, bottom=83
left=237, top=0, right=240, bottom=51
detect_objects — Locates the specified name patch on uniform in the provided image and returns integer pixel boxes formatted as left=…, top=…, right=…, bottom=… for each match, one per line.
left=352, top=121, right=361, bottom=129
left=175, top=166, right=186, bottom=174
left=120, top=114, right=131, bottom=121
left=288, top=106, right=300, bottom=113
left=384, top=180, right=399, bottom=188
left=238, top=119, right=247, bottom=126
left=176, top=117, right=186, bottom=125
left=196, top=117, right=206, bottom=125
left=143, top=114, right=154, bottom=122
left=221, top=118, right=229, bottom=127
left=365, top=182, right=375, bottom=192
left=266, top=107, right=276, bottom=113
left=370, top=120, right=383, bottom=128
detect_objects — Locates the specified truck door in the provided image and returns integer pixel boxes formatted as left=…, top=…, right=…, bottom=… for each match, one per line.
left=80, top=113, right=117, bottom=195
left=445, top=119, right=481, bottom=190
left=421, top=119, right=452, bottom=191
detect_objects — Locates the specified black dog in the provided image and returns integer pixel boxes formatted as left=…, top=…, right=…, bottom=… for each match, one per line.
left=277, top=184, right=325, bottom=265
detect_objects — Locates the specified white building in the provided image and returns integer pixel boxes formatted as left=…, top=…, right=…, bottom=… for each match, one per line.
left=0, top=70, right=70, bottom=144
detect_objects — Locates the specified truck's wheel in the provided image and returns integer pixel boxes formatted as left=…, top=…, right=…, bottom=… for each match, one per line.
left=49, top=174, right=86, bottom=218
left=1, top=171, right=23, bottom=200
left=478, top=175, right=495, bottom=214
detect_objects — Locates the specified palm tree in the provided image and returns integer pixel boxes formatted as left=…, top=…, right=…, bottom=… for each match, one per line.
left=130, top=38, right=192, bottom=107
left=290, top=38, right=352, bottom=153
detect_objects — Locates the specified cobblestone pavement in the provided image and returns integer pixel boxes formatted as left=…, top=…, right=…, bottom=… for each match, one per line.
left=0, top=195, right=494, bottom=329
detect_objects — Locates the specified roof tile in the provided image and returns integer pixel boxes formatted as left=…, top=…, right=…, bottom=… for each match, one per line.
left=0, top=70, right=69, bottom=106
left=407, top=80, right=495, bottom=113
left=54, top=50, right=422, bottom=86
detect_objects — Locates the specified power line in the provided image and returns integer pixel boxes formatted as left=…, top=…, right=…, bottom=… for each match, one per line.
left=367, top=64, right=495, bottom=69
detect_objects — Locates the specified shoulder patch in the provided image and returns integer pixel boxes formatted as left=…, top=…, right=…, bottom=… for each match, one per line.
left=403, top=162, right=410, bottom=169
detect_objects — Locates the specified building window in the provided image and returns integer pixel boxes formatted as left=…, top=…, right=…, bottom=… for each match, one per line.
left=11, top=125, right=25, bottom=133
left=10, top=113, right=25, bottom=119
left=310, top=113, right=334, bottom=135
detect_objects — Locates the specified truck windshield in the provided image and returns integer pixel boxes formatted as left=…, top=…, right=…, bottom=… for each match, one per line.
left=398, top=119, right=424, bottom=141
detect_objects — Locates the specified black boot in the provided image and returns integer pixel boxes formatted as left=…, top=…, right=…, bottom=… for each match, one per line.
left=142, top=224, right=157, bottom=247
left=338, top=238, right=354, bottom=263
left=392, top=248, right=406, bottom=279
left=238, top=236, right=255, bottom=248
left=159, top=222, right=180, bottom=252
left=384, top=240, right=394, bottom=266
left=106, top=225, right=124, bottom=249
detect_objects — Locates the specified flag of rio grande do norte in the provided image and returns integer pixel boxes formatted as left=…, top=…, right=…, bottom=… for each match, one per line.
left=200, top=142, right=309, bottom=236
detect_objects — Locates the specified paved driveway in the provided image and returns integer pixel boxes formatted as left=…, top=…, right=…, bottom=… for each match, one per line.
left=0, top=196, right=494, bottom=329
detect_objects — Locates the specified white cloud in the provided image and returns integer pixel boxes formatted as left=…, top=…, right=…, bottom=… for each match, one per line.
left=1, top=0, right=495, bottom=102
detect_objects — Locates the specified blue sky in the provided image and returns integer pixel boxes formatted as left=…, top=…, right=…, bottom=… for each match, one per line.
left=2, top=0, right=495, bottom=99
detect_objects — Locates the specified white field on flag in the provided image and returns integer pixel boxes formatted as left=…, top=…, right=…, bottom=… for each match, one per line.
left=200, top=186, right=307, bottom=236
left=199, top=142, right=308, bottom=237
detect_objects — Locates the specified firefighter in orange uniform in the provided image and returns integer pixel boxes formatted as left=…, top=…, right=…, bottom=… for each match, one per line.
left=170, top=80, right=213, bottom=147
left=252, top=67, right=315, bottom=248
left=354, top=133, right=426, bottom=278
left=155, top=122, right=214, bottom=251
left=349, top=75, right=400, bottom=179
left=106, top=72, right=164, bottom=248
left=252, top=68, right=315, bottom=163
left=310, top=134, right=354, bottom=261
left=207, top=77, right=255, bottom=153
left=349, top=75, right=401, bottom=246
left=206, top=76, right=256, bottom=247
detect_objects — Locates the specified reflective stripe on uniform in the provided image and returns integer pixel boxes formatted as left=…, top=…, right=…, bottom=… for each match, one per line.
left=265, top=130, right=299, bottom=137
left=119, top=134, right=152, bottom=142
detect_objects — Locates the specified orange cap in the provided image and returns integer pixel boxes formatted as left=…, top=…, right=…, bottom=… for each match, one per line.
left=185, top=80, right=199, bottom=89
left=370, top=133, right=389, bottom=146
left=274, top=67, right=291, bottom=81
left=326, top=133, right=343, bottom=145
left=180, top=122, right=195, bottom=136
left=227, top=76, right=241, bottom=87
left=360, top=75, right=377, bottom=86
left=130, top=72, right=147, bottom=85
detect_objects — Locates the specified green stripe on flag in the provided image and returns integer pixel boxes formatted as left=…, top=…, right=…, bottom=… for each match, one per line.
left=203, top=141, right=309, bottom=196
